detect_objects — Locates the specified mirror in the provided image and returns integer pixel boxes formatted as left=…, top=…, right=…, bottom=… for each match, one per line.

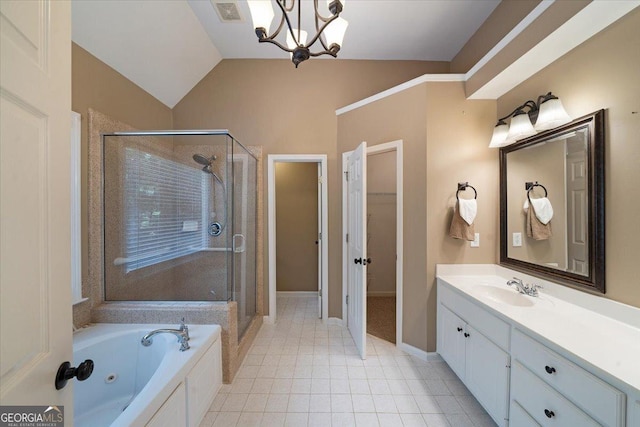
left=500, top=110, right=605, bottom=293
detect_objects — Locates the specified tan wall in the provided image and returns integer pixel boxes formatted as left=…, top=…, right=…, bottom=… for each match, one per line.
left=172, top=58, right=449, bottom=318
left=275, top=162, right=318, bottom=292
left=71, top=43, right=173, bottom=322
left=451, top=0, right=541, bottom=73
left=338, top=84, right=429, bottom=349
left=497, top=8, right=640, bottom=308
left=367, top=151, right=397, bottom=295
left=337, top=82, right=497, bottom=352
left=424, top=82, right=498, bottom=351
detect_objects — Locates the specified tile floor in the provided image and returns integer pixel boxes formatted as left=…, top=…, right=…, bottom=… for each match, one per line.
left=199, top=295, right=496, bottom=427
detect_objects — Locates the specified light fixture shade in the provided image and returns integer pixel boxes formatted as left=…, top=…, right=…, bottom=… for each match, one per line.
left=324, top=17, right=349, bottom=47
left=534, top=98, right=571, bottom=131
left=247, top=0, right=274, bottom=32
left=489, top=122, right=510, bottom=148
left=286, top=29, right=308, bottom=49
left=506, top=112, right=536, bottom=143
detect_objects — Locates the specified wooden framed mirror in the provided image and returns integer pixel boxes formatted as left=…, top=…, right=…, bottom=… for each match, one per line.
left=500, top=109, right=605, bottom=293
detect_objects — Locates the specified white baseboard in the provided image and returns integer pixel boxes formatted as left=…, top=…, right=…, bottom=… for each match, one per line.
left=263, top=315, right=275, bottom=324
left=326, top=317, right=345, bottom=326
left=366, top=291, right=397, bottom=297
left=426, top=352, right=443, bottom=362
left=276, top=291, right=318, bottom=297
left=397, top=342, right=429, bottom=361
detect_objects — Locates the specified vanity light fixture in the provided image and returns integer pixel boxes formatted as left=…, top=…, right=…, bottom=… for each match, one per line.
left=247, top=0, right=348, bottom=68
left=489, top=92, right=571, bottom=148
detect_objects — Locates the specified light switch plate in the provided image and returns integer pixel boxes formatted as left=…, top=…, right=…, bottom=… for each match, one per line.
left=470, top=233, right=480, bottom=247
left=513, top=232, right=522, bottom=247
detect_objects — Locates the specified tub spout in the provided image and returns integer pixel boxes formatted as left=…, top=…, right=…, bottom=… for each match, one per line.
left=141, top=320, right=190, bottom=351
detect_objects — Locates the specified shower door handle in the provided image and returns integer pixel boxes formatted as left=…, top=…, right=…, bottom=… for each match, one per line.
left=233, top=234, right=245, bottom=253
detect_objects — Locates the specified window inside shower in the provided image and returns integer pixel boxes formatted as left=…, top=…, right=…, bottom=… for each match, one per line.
left=102, top=131, right=258, bottom=338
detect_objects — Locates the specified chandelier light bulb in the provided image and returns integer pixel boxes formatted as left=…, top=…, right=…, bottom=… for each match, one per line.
left=247, top=1, right=274, bottom=37
left=324, top=17, right=349, bottom=48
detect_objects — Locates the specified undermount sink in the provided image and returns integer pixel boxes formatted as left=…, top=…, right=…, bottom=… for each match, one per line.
left=473, top=285, right=534, bottom=307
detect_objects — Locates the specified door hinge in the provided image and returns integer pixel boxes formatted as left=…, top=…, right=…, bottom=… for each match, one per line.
left=346, top=233, right=349, bottom=243
left=346, top=295, right=349, bottom=305
left=319, top=289, right=322, bottom=297
left=318, top=232, right=322, bottom=241
left=344, top=171, right=349, bottom=181
left=318, top=176, right=323, bottom=184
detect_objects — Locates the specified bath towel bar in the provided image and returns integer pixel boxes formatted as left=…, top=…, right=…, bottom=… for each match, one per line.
left=456, top=182, right=477, bottom=200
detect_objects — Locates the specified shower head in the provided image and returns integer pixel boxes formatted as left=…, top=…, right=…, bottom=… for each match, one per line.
left=193, top=153, right=217, bottom=166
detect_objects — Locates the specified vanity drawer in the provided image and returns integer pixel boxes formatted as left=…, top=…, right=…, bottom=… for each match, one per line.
left=512, top=329, right=625, bottom=427
left=511, top=361, right=599, bottom=427
left=509, top=400, right=540, bottom=427
left=438, top=283, right=510, bottom=350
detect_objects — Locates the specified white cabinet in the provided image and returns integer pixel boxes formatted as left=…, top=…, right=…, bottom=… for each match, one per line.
left=437, top=290, right=510, bottom=426
left=511, top=329, right=625, bottom=427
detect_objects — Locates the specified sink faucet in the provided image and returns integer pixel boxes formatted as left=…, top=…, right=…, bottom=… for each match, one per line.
left=507, top=277, right=543, bottom=297
left=141, top=318, right=190, bottom=351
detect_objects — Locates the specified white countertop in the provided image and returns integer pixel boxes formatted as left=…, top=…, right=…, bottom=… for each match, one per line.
left=436, top=264, right=640, bottom=393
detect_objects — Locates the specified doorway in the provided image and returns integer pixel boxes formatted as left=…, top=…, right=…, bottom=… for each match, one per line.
left=267, top=155, right=329, bottom=324
left=342, top=140, right=403, bottom=358
left=366, top=150, right=397, bottom=344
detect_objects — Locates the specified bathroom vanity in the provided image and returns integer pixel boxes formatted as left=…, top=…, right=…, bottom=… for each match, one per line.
left=436, top=264, right=640, bottom=427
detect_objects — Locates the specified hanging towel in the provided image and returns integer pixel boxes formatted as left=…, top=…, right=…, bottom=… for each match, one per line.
left=526, top=202, right=552, bottom=240
left=523, top=197, right=554, bottom=224
left=449, top=201, right=475, bottom=241
left=457, top=198, right=477, bottom=225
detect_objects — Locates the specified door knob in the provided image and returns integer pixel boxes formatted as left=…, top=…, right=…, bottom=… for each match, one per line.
left=354, top=258, right=362, bottom=264
left=55, top=359, right=94, bottom=390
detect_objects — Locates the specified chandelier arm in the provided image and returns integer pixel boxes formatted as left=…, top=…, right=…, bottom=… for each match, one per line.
left=306, top=13, right=340, bottom=49
left=497, top=101, right=537, bottom=122
left=273, top=0, right=300, bottom=45
left=280, top=0, right=295, bottom=14
left=313, top=0, right=332, bottom=51
left=259, top=37, right=295, bottom=53
left=308, top=49, right=337, bottom=58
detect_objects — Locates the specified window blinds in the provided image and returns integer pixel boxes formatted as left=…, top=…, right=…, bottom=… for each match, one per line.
left=122, top=147, right=208, bottom=272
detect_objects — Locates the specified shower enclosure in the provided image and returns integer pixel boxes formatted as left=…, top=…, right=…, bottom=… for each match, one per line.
left=102, top=130, right=258, bottom=338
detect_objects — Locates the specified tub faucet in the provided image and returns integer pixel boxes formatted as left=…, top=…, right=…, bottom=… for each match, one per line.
left=141, top=319, right=190, bottom=351
left=507, top=277, right=542, bottom=297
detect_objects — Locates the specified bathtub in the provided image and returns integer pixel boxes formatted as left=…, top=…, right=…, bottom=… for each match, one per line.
left=73, top=323, right=222, bottom=427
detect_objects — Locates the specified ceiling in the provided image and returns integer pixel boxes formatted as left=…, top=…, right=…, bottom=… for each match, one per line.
left=71, top=0, right=500, bottom=107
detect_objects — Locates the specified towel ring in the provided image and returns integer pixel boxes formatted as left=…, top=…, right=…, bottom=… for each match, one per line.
left=456, top=182, right=477, bottom=200
left=526, top=181, right=548, bottom=203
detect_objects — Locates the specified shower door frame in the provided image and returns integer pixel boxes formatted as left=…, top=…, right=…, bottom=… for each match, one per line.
left=267, top=154, right=329, bottom=324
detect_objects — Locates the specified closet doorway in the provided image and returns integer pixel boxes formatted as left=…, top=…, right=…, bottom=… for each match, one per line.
left=267, top=155, right=329, bottom=324
left=366, top=150, right=398, bottom=344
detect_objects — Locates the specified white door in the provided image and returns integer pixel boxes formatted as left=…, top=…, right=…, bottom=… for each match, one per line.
left=566, top=136, right=588, bottom=275
left=0, top=0, right=73, bottom=410
left=317, top=163, right=323, bottom=318
left=346, top=142, right=367, bottom=359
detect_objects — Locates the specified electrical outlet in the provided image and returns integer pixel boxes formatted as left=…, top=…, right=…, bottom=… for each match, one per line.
left=470, top=233, right=480, bottom=247
left=513, top=232, right=522, bottom=247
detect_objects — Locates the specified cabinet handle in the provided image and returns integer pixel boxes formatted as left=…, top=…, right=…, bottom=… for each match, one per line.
left=464, top=332, right=470, bottom=338
left=457, top=327, right=463, bottom=332
left=544, top=409, right=555, bottom=418
left=545, top=365, right=556, bottom=374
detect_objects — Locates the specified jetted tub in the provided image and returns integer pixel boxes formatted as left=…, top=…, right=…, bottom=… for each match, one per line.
left=73, top=323, right=222, bottom=427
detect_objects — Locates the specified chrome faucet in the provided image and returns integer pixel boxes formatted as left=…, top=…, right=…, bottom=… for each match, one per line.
left=141, top=318, right=190, bottom=351
left=507, top=277, right=543, bottom=297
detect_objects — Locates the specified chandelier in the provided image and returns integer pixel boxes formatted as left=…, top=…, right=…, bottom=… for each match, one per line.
left=247, top=0, right=349, bottom=68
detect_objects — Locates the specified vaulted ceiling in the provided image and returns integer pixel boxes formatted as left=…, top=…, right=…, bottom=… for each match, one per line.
left=71, top=1, right=639, bottom=108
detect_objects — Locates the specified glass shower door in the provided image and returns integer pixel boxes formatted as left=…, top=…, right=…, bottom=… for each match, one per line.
left=232, top=140, right=258, bottom=339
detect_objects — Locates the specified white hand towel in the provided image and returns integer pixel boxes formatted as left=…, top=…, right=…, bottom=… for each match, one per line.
left=528, top=197, right=554, bottom=225
left=457, top=198, right=477, bottom=225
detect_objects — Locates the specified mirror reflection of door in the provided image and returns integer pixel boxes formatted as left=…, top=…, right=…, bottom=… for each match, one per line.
left=566, top=132, right=588, bottom=274
left=275, top=163, right=319, bottom=310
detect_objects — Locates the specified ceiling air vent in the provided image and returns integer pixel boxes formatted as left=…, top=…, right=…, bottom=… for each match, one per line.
left=211, top=1, right=244, bottom=22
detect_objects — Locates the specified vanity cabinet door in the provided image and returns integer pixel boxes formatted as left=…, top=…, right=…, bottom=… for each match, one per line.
left=465, top=325, right=510, bottom=426
left=439, top=305, right=467, bottom=379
